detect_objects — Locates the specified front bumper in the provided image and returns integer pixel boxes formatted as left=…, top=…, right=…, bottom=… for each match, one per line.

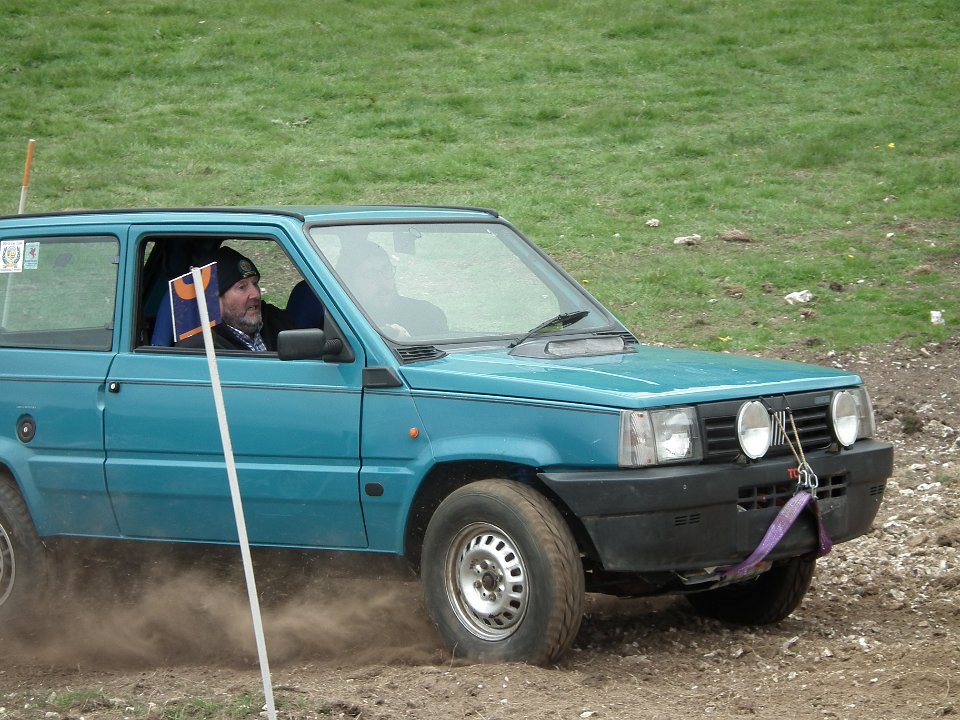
left=539, top=439, right=893, bottom=573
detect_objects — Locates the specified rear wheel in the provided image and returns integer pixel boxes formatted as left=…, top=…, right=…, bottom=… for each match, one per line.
left=686, top=557, right=816, bottom=624
left=0, top=474, right=51, bottom=627
left=421, top=480, right=584, bottom=664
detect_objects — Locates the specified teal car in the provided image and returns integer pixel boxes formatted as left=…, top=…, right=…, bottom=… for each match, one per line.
left=0, top=206, right=893, bottom=663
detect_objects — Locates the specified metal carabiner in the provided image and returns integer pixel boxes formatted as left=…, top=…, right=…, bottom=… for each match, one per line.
left=796, top=461, right=819, bottom=493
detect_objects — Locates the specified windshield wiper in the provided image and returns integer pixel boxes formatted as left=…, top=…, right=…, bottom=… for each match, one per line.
left=509, top=310, right=590, bottom=348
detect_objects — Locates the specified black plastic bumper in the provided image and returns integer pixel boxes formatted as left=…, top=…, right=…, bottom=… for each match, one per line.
left=539, top=439, right=893, bottom=573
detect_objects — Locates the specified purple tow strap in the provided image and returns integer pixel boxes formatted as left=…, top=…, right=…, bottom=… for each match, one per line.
left=718, top=491, right=833, bottom=580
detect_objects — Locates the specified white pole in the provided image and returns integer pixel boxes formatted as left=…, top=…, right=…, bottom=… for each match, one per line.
left=191, top=267, right=277, bottom=720
left=18, top=139, right=35, bottom=215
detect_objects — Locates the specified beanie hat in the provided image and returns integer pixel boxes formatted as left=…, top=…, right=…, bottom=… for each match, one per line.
left=210, top=246, right=259, bottom=295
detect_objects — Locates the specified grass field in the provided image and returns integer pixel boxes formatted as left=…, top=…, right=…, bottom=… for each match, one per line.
left=1, top=0, right=957, bottom=350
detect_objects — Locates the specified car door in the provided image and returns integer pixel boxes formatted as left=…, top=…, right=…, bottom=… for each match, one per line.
left=102, top=225, right=368, bottom=548
left=0, top=228, right=123, bottom=537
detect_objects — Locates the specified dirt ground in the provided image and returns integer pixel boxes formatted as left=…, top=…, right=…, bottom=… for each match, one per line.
left=1, top=337, right=957, bottom=720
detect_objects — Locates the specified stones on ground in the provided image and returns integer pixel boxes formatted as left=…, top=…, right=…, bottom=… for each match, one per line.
left=784, top=289, right=814, bottom=304
left=719, top=229, right=753, bottom=242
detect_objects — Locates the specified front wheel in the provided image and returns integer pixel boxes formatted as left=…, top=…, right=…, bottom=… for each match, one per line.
left=686, top=556, right=816, bottom=625
left=0, top=474, right=51, bottom=628
left=421, top=480, right=584, bottom=664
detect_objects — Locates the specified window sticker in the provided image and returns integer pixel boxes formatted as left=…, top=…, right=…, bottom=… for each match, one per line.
left=0, top=239, right=24, bottom=272
left=23, top=242, right=40, bottom=270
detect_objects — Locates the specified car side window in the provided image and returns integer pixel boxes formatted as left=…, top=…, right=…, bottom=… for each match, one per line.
left=138, top=235, right=322, bottom=351
left=0, top=235, right=118, bottom=351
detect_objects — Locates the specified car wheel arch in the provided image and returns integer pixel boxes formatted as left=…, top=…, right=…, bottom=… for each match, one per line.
left=402, top=460, right=591, bottom=575
left=0, top=457, right=46, bottom=534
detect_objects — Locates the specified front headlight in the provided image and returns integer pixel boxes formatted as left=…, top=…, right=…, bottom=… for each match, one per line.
left=836, top=386, right=876, bottom=444
left=831, top=390, right=860, bottom=447
left=737, top=400, right=772, bottom=459
left=619, top=407, right=701, bottom=467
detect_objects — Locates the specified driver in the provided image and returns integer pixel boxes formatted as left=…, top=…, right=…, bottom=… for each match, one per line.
left=336, top=240, right=447, bottom=339
left=177, top=247, right=293, bottom=351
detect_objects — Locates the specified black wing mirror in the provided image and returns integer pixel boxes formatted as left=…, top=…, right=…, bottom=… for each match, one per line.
left=277, top=328, right=352, bottom=362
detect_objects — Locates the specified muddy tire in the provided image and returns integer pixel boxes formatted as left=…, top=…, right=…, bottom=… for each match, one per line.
left=0, top=474, right=51, bottom=628
left=686, top=557, right=816, bottom=625
left=421, top=480, right=584, bottom=664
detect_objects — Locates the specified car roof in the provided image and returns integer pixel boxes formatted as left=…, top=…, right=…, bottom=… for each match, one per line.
left=0, top=205, right=500, bottom=226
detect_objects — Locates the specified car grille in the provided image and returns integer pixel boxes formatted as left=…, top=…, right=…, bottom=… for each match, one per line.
left=700, top=390, right=836, bottom=462
left=596, top=329, right=640, bottom=346
left=396, top=345, right=446, bottom=363
left=736, top=472, right=848, bottom=511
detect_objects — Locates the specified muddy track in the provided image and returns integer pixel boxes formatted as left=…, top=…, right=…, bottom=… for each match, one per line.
left=1, top=338, right=957, bottom=720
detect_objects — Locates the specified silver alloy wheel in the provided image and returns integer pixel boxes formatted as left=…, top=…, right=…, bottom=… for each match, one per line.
left=0, top=522, right=14, bottom=606
left=445, top=522, right=529, bottom=641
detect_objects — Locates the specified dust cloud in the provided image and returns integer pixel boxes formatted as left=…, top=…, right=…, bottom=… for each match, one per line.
left=3, top=542, right=442, bottom=669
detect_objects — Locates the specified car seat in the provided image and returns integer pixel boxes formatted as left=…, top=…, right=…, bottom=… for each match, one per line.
left=150, top=291, right=175, bottom=346
left=286, top=280, right=325, bottom=329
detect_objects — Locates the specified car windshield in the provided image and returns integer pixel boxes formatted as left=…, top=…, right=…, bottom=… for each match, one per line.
left=308, top=221, right=611, bottom=344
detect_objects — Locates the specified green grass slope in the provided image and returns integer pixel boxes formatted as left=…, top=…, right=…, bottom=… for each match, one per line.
left=1, top=0, right=957, bottom=349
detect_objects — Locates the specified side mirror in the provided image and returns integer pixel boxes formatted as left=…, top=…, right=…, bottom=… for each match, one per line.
left=278, top=328, right=326, bottom=360
left=278, top=328, right=346, bottom=362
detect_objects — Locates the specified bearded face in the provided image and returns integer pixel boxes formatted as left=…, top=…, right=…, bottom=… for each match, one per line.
left=220, top=276, right=263, bottom=335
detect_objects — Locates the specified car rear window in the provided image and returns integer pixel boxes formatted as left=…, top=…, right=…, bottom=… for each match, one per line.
left=0, top=235, right=118, bottom=351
